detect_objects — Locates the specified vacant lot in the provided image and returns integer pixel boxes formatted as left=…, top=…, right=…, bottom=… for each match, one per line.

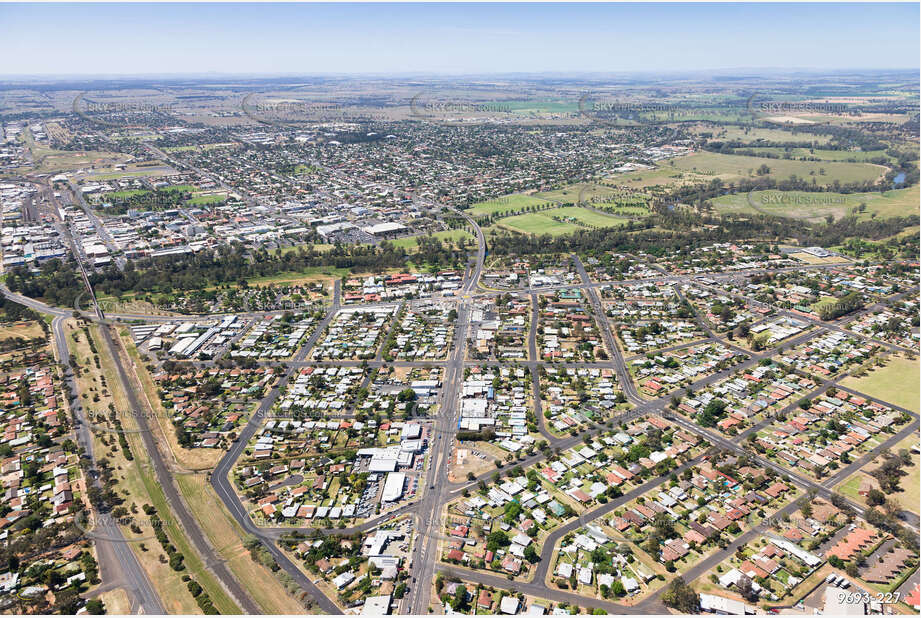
left=186, top=194, right=227, bottom=206
left=788, top=251, right=850, bottom=265
left=836, top=434, right=920, bottom=516
left=0, top=320, right=44, bottom=341
left=672, top=152, right=886, bottom=185
left=840, top=354, right=920, bottom=414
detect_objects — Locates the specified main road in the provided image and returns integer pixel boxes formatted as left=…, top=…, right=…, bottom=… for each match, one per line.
left=406, top=204, right=486, bottom=613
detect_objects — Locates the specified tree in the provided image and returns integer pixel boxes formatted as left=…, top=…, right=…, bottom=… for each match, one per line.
left=486, top=530, right=510, bottom=552
left=524, top=544, right=539, bottom=563
left=866, top=488, right=886, bottom=506
left=798, top=498, right=813, bottom=519
left=453, top=585, right=469, bottom=612
left=737, top=574, right=758, bottom=602
left=662, top=577, right=700, bottom=613
left=653, top=512, right=676, bottom=539
left=85, top=599, right=105, bottom=615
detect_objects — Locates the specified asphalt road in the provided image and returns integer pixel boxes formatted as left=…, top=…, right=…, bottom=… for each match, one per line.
left=209, top=280, right=342, bottom=614
left=2, top=206, right=917, bottom=616
left=408, top=298, right=473, bottom=613
left=52, top=316, right=165, bottom=614
left=96, top=313, right=261, bottom=613
left=572, top=254, right=644, bottom=405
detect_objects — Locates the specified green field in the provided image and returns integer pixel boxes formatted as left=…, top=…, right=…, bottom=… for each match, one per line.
left=186, top=194, right=227, bottom=205
left=496, top=207, right=628, bottom=236
left=390, top=228, right=474, bottom=249
left=500, top=99, right=579, bottom=114
left=273, top=243, right=334, bottom=255
left=692, top=124, right=835, bottom=144
left=810, top=296, right=839, bottom=314
left=535, top=182, right=620, bottom=204
left=672, top=152, right=886, bottom=185
left=496, top=213, right=584, bottom=236
left=710, top=186, right=919, bottom=222
left=744, top=147, right=893, bottom=163
left=840, top=354, right=920, bottom=414
left=468, top=194, right=551, bottom=217
left=836, top=434, right=920, bottom=515
left=547, top=206, right=631, bottom=228
left=605, top=165, right=715, bottom=192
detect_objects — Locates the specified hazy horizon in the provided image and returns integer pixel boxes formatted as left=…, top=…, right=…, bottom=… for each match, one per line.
left=1, top=3, right=918, bottom=77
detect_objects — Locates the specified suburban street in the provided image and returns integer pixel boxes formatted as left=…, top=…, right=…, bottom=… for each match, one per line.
left=2, top=210, right=917, bottom=614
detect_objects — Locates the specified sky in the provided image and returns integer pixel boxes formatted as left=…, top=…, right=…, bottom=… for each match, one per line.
left=1, top=3, right=918, bottom=76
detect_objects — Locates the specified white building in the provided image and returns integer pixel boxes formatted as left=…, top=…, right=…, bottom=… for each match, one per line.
left=381, top=472, right=406, bottom=503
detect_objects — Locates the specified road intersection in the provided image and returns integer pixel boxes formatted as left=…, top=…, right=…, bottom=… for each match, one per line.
left=2, top=203, right=918, bottom=614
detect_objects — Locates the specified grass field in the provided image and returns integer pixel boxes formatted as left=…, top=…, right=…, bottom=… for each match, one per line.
left=495, top=206, right=628, bottom=236
left=0, top=320, right=44, bottom=340
left=671, top=152, right=887, bottom=185
left=886, top=434, right=920, bottom=515
left=709, top=186, right=919, bottom=222
left=80, top=169, right=177, bottom=181
left=744, top=147, right=893, bottom=163
left=176, top=474, right=307, bottom=614
left=535, top=182, right=621, bottom=204
left=811, top=296, right=839, bottom=314
left=692, top=124, right=836, bottom=144
left=496, top=212, right=585, bottom=235
left=835, top=434, right=920, bottom=515
left=389, top=228, right=474, bottom=249
left=604, top=163, right=725, bottom=192
left=98, top=588, right=132, bottom=615
left=186, top=194, right=227, bottom=205
left=97, top=189, right=150, bottom=201
left=468, top=194, right=551, bottom=217
left=546, top=206, right=631, bottom=227
left=788, top=251, right=851, bottom=265
left=840, top=354, right=920, bottom=414
left=245, top=266, right=354, bottom=286
left=273, top=243, right=334, bottom=255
